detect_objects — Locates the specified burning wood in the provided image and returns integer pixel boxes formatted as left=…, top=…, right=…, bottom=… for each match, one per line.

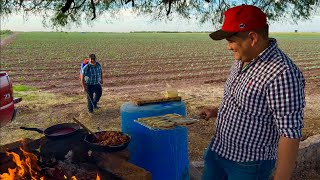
left=0, top=147, right=101, bottom=180
left=0, top=131, right=150, bottom=180
left=0, top=147, right=44, bottom=180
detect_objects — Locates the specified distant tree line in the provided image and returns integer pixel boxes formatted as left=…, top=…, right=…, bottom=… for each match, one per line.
left=130, top=31, right=212, bottom=33
left=0, top=30, right=13, bottom=35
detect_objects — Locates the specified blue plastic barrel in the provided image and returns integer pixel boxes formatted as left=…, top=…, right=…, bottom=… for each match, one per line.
left=120, top=101, right=189, bottom=180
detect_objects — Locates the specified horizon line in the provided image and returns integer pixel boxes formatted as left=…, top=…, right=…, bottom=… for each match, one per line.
left=6, top=31, right=320, bottom=33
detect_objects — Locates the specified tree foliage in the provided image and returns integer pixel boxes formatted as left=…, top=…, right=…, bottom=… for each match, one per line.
left=1, top=0, right=319, bottom=27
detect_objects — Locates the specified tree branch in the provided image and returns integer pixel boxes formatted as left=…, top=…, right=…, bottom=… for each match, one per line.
left=61, top=0, right=74, bottom=13
left=1, top=0, right=318, bottom=27
left=166, top=0, right=172, bottom=16
left=125, top=0, right=135, bottom=6
left=91, top=0, right=97, bottom=20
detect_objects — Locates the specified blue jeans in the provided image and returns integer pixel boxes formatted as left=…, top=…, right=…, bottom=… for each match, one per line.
left=86, top=84, right=102, bottom=112
left=202, top=147, right=276, bottom=180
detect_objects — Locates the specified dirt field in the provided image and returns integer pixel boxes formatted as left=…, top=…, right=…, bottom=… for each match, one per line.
left=0, top=32, right=319, bottom=179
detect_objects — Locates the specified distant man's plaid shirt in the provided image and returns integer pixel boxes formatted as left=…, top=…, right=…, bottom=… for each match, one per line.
left=82, top=63, right=102, bottom=85
left=210, top=39, right=305, bottom=162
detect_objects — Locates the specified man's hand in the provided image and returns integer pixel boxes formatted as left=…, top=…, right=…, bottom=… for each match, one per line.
left=274, top=136, right=300, bottom=180
left=80, top=75, right=87, bottom=92
left=199, top=107, right=218, bottom=120
left=83, top=84, right=87, bottom=92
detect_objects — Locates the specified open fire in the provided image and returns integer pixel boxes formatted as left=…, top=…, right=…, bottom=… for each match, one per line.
left=0, top=130, right=151, bottom=180
left=0, top=147, right=100, bottom=180
left=0, top=147, right=44, bottom=180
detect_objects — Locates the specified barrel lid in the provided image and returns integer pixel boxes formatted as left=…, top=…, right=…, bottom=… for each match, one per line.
left=121, top=101, right=186, bottom=112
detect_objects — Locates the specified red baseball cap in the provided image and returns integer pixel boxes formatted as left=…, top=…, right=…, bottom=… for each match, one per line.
left=209, top=5, right=267, bottom=40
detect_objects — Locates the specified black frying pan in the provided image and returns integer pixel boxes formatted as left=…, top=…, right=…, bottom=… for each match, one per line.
left=84, top=131, right=131, bottom=152
left=20, top=123, right=80, bottom=140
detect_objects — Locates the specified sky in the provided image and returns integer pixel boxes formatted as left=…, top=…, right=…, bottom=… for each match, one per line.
left=1, top=10, right=320, bottom=33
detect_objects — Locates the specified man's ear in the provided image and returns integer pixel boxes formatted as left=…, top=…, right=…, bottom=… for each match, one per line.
left=248, top=31, right=259, bottom=46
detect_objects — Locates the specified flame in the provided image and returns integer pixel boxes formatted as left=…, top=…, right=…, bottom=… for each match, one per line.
left=0, top=147, right=45, bottom=180
left=96, top=173, right=100, bottom=180
left=21, top=147, right=42, bottom=179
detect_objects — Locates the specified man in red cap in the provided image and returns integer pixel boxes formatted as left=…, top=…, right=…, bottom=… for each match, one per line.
left=200, top=4, right=305, bottom=180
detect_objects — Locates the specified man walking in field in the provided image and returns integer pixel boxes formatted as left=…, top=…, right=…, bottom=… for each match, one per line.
left=81, top=54, right=103, bottom=113
left=200, top=5, right=305, bottom=180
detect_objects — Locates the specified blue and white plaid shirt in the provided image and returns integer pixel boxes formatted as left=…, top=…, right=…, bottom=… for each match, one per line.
left=82, top=63, right=102, bottom=85
left=210, top=38, right=305, bottom=162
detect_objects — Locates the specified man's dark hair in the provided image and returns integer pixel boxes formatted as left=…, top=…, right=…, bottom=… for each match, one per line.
left=89, top=54, right=96, bottom=59
left=254, top=24, right=269, bottom=40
